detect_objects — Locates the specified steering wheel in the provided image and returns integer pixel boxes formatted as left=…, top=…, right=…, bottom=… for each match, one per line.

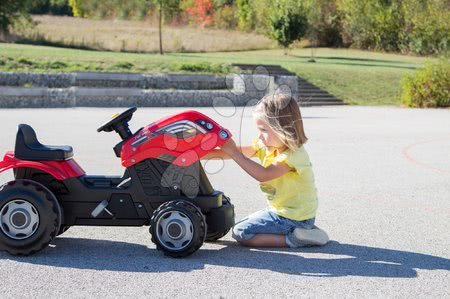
left=97, top=107, right=137, bottom=140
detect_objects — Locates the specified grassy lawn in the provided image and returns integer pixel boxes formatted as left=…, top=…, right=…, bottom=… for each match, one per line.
left=0, top=43, right=435, bottom=106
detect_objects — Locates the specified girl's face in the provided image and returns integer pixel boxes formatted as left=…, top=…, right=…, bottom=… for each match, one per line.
left=255, top=118, right=285, bottom=149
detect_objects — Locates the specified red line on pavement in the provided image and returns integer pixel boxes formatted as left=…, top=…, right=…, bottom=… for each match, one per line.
left=402, top=139, right=450, bottom=175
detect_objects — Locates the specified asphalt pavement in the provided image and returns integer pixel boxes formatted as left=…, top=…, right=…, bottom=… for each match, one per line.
left=0, top=106, right=449, bottom=298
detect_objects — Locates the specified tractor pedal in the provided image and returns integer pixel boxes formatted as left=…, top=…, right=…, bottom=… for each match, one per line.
left=91, top=200, right=113, bottom=218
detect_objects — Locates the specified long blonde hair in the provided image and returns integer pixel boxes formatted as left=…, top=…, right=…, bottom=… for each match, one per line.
left=253, top=94, right=308, bottom=151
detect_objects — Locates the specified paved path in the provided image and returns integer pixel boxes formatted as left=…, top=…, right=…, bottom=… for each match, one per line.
left=0, top=106, right=449, bottom=298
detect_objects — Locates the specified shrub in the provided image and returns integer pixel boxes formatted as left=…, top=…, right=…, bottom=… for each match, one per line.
left=112, top=62, right=134, bottom=70
left=401, top=60, right=450, bottom=108
left=177, top=62, right=230, bottom=74
left=18, top=57, right=34, bottom=65
left=213, top=5, right=238, bottom=29
left=46, top=61, right=68, bottom=69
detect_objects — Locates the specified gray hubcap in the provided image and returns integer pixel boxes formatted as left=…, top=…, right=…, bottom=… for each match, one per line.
left=156, top=211, right=194, bottom=250
left=0, top=200, right=40, bottom=240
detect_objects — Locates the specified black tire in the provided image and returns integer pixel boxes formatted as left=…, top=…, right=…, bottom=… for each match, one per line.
left=57, top=226, right=70, bottom=236
left=205, top=196, right=233, bottom=242
left=56, top=204, right=69, bottom=236
left=0, top=179, right=62, bottom=256
left=206, top=227, right=231, bottom=242
left=150, top=200, right=206, bottom=258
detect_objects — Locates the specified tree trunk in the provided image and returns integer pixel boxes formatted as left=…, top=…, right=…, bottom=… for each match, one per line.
left=159, top=0, right=163, bottom=55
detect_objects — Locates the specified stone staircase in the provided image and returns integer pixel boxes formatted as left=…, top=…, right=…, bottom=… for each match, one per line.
left=232, top=64, right=345, bottom=106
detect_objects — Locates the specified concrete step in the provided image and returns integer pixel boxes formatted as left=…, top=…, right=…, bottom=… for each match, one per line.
left=299, top=97, right=341, bottom=102
left=298, top=97, right=342, bottom=102
left=298, top=86, right=327, bottom=91
left=269, top=72, right=295, bottom=76
left=299, top=92, right=335, bottom=97
left=298, top=81, right=320, bottom=85
left=231, top=64, right=346, bottom=107
left=298, top=84, right=323, bottom=88
left=298, top=94, right=335, bottom=98
left=298, top=91, right=335, bottom=95
left=298, top=85, right=323, bottom=89
left=298, top=86, right=326, bottom=90
left=298, top=95, right=338, bottom=100
left=298, top=101, right=347, bottom=106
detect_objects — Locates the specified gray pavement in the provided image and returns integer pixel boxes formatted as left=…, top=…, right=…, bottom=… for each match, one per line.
left=0, top=106, right=449, bottom=298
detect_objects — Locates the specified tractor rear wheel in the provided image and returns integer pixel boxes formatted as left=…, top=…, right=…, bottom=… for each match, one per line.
left=0, top=180, right=62, bottom=255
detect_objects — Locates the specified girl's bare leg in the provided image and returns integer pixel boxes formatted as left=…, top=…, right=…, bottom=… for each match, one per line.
left=237, top=234, right=288, bottom=247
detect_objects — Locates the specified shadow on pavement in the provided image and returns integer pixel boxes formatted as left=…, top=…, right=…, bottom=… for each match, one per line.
left=1, top=238, right=449, bottom=277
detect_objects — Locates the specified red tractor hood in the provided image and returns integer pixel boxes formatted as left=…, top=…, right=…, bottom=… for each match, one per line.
left=121, top=110, right=232, bottom=167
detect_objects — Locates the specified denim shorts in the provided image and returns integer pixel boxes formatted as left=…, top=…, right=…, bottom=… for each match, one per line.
left=232, top=208, right=315, bottom=247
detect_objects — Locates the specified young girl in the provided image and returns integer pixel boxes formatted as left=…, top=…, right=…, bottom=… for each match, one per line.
left=205, top=94, right=328, bottom=248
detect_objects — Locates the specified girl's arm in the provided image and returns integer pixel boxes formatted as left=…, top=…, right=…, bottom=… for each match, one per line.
left=202, top=145, right=256, bottom=160
left=220, top=139, right=293, bottom=182
left=202, top=149, right=231, bottom=160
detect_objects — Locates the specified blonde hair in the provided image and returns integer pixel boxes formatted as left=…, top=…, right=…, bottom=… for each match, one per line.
left=253, top=94, right=308, bottom=151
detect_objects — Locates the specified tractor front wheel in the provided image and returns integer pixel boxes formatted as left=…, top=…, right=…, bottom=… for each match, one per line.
left=150, top=200, right=206, bottom=258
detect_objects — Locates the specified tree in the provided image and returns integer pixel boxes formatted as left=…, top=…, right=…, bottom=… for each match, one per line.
left=0, top=0, right=33, bottom=35
left=337, top=0, right=405, bottom=52
left=67, top=0, right=84, bottom=17
left=236, top=0, right=254, bottom=31
left=185, top=0, right=214, bottom=27
left=157, top=0, right=183, bottom=54
left=267, top=0, right=309, bottom=52
left=401, top=0, right=449, bottom=55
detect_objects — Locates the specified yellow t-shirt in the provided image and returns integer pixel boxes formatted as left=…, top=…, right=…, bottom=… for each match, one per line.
left=252, top=138, right=318, bottom=221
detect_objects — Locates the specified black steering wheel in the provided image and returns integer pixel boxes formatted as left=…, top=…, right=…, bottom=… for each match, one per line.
left=97, top=107, right=137, bottom=140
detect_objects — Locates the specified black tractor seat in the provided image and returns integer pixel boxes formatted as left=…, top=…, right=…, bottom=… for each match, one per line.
left=14, top=124, right=73, bottom=161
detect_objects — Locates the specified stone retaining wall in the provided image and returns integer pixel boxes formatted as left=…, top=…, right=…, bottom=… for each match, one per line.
left=0, top=87, right=263, bottom=108
left=0, top=72, right=232, bottom=90
left=0, top=72, right=298, bottom=107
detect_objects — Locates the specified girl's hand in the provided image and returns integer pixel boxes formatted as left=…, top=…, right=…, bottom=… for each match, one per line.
left=219, top=138, right=239, bottom=158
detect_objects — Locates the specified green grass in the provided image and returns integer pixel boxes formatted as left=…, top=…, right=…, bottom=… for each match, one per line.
left=0, top=43, right=436, bottom=106
left=287, top=61, right=414, bottom=105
